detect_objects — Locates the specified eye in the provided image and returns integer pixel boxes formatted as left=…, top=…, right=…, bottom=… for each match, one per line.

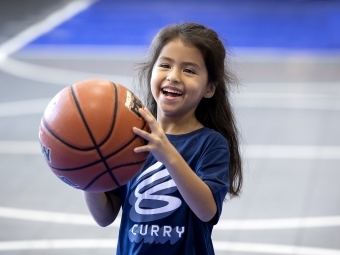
left=184, top=68, right=195, bottom=74
left=160, top=64, right=170, bottom=69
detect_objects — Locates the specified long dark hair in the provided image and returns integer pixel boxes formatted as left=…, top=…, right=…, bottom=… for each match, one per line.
left=136, top=22, right=242, bottom=198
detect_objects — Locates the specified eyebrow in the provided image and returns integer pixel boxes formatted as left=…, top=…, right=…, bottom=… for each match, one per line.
left=158, top=56, right=202, bottom=70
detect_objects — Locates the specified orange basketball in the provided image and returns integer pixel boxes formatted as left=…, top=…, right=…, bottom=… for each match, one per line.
left=38, top=79, right=149, bottom=192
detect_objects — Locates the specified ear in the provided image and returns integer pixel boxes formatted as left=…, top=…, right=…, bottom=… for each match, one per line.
left=203, top=82, right=216, bottom=99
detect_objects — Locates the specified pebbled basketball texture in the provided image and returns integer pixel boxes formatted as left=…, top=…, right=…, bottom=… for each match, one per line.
left=39, top=79, right=149, bottom=192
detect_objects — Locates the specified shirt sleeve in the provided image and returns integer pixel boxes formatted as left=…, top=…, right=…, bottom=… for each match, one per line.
left=196, top=135, right=230, bottom=225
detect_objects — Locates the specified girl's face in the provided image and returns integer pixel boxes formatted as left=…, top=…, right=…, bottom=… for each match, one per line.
left=151, top=39, right=214, bottom=120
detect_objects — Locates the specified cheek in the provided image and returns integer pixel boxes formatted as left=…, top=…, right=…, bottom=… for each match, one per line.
left=150, top=70, right=162, bottom=95
left=150, top=75, right=158, bottom=99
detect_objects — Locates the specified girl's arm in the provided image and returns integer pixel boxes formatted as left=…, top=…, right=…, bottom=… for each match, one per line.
left=83, top=191, right=121, bottom=227
left=133, top=108, right=217, bottom=222
left=162, top=146, right=217, bottom=222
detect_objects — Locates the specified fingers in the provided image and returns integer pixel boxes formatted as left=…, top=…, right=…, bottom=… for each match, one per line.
left=132, top=126, right=150, bottom=140
left=132, top=127, right=151, bottom=153
left=133, top=144, right=147, bottom=153
left=140, top=107, right=151, bottom=114
left=138, top=107, right=153, bottom=121
left=139, top=107, right=161, bottom=130
left=133, top=107, right=161, bottom=154
left=132, top=119, right=152, bottom=153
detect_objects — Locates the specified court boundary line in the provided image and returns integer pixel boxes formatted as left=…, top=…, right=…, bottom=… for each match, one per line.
left=0, top=56, right=133, bottom=87
left=17, top=44, right=340, bottom=62
left=0, top=0, right=98, bottom=61
left=1, top=206, right=340, bottom=230
left=0, top=239, right=340, bottom=254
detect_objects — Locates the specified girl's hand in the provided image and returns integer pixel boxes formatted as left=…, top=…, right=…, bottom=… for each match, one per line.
left=132, top=108, right=175, bottom=165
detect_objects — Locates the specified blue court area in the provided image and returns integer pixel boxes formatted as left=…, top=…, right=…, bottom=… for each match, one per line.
left=26, top=0, right=340, bottom=50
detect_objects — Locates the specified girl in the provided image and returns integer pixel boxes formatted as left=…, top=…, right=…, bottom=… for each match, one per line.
left=84, top=22, right=243, bottom=255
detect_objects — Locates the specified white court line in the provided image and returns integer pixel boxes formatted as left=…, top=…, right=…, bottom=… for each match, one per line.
left=0, top=57, right=133, bottom=87
left=1, top=206, right=340, bottom=230
left=213, top=241, right=340, bottom=255
left=1, top=141, right=340, bottom=160
left=0, top=239, right=340, bottom=254
left=238, top=92, right=340, bottom=99
left=0, top=98, right=51, bottom=117
left=0, top=239, right=116, bottom=250
left=233, top=89, right=340, bottom=111
left=15, top=44, right=340, bottom=63
left=233, top=47, right=340, bottom=63
left=0, top=206, right=103, bottom=226
left=0, top=141, right=42, bottom=155
left=215, top=216, right=340, bottom=230
left=234, top=97, right=340, bottom=111
left=0, top=0, right=98, bottom=61
left=241, top=145, right=340, bottom=160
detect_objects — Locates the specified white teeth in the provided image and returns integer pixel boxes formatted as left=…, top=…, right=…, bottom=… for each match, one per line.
left=162, top=88, right=183, bottom=94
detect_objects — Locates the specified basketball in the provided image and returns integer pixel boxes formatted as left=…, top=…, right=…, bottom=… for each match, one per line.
left=38, top=79, right=149, bottom=192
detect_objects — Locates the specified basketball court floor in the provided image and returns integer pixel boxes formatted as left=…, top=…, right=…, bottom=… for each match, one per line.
left=0, top=0, right=339, bottom=254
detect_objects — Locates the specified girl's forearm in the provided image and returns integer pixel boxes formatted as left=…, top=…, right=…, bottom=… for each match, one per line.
left=83, top=191, right=120, bottom=227
left=165, top=147, right=217, bottom=222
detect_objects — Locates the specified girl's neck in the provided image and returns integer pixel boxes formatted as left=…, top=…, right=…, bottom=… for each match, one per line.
left=157, top=114, right=203, bottom=135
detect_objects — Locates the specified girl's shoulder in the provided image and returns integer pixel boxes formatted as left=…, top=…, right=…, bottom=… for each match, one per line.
left=167, top=127, right=229, bottom=149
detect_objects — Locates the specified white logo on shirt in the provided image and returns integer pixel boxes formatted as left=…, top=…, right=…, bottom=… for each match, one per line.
left=129, top=161, right=182, bottom=222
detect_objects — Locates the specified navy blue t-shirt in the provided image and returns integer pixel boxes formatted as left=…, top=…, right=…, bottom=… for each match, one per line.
left=113, top=127, right=230, bottom=255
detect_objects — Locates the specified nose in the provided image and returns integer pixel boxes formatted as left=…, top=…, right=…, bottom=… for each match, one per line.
left=167, top=68, right=180, bottom=83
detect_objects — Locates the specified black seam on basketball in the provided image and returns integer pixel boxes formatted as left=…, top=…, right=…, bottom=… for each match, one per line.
left=103, top=119, right=148, bottom=160
left=83, top=170, right=109, bottom=191
left=49, top=131, right=144, bottom=171
left=97, top=82, right=118, bottom=147
left=70, top=84, right=120, bottom=187
left=83, top=159, right=147, bottom=191
left=49, top=119, right=146, bottom=171
left=49, top=158, right=103, bottom=171
left=110, top=159, right=147, bottom=172
left=41, top=117, right=96, bottom=151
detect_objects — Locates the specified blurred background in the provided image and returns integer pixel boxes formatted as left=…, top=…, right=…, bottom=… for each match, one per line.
left=0, top=0, right=339, bottom=254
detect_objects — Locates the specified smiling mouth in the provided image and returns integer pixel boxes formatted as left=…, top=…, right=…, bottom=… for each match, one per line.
left=162, top=88, right=183, bottom=97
